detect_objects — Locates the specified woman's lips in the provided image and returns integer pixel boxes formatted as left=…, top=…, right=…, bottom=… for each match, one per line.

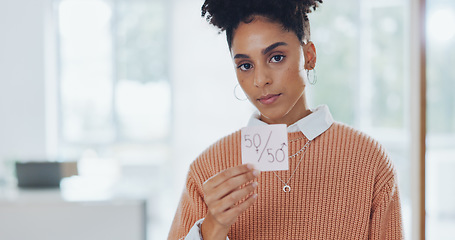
left=258, top=93, right=281, bottom=105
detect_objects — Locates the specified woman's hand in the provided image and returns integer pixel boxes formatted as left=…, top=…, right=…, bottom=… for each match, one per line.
left=201, top=164, right=260, bottom=240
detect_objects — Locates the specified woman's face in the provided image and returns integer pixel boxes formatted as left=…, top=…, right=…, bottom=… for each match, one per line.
left=230, top=16, right=314, bottom=125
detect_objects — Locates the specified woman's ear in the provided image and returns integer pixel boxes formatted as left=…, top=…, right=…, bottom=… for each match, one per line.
left=303, top=41, right=317, bottom=70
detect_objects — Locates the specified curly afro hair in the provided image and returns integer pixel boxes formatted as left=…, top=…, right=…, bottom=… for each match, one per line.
left=201, top=0, right=323, bottom=49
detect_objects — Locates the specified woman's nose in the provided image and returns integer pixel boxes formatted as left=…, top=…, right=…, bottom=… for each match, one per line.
left=253, top=66, right=272, bottom=87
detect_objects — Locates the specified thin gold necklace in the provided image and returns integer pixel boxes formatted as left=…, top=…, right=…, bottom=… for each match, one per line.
left=273, top=139, right=311, bottom=192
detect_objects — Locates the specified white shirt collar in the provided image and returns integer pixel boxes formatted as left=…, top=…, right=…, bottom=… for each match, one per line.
left=246, top=105, right=334, bottom=141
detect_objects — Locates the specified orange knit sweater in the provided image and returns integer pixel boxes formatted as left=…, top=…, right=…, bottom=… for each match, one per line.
left=169, top=123, right=403, bottom=239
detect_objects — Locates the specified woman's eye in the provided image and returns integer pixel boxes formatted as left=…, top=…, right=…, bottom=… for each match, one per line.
left=238, top=63, right=252, bottom=71
left=270, top=55, right=285, bottom=63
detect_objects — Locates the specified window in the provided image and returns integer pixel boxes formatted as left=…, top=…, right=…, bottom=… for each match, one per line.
left=309, top=0, right=412, bottom=237
left=56, top=1, right=171, bottom=237
left=57, top=0, right=171, bottom=165
left=426, top=0, right=455, bottom=238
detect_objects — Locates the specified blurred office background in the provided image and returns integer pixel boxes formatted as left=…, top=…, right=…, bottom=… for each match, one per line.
left=0, top=0, right=454, bottom=239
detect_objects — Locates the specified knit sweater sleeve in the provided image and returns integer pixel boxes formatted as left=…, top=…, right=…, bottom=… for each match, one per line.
left=368, top=154, right=404, bottom=239
left=168, top=163, right=208, bottom=240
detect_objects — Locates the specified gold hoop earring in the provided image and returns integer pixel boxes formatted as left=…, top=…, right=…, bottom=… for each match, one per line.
left=234, top=84, right=248, bottom=101
left=307, top=68, right=317, bottom=85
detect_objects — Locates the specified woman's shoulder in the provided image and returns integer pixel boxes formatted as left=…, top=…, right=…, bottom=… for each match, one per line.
left=328, top=122, right=385, bottom=149
left=325, top=122, right=393, bottom=168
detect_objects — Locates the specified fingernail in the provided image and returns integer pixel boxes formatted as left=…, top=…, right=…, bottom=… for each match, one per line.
left=252, top=182, right=258, bottom=188
left=246, top=164, right=254, bottom=170
left=253, top=193, right=258, bottom=199
left=252, top=169, right=260, bottom=176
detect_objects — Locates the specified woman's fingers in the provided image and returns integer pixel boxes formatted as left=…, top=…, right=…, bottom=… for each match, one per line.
left=204, top=164, right=255, bottom=189
left=203, top=164, right=259, bottom=204
left=219, top=191, right=258, bottom=225
left=202, top=164, right=260, bottom=229
left=211, top=181, right=258, bottom=215
left=210, top=171, right=259, bottom=202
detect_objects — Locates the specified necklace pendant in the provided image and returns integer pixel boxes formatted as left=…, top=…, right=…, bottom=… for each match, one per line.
left=283, top=185, right=291, bottom=192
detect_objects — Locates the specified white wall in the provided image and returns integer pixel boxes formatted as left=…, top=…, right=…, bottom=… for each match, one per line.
left=0, top=0, right=48, bottom=161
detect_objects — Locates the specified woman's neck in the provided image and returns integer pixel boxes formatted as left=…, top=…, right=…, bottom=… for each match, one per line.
left=259, top=95, right=311, bottom=126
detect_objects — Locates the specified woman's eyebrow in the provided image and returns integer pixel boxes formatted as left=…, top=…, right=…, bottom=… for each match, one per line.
left=262, top=42, right=287, bottom=55
left=234, top=53, right=250, bottom=59
left=233, top=42, right=287, bottom=59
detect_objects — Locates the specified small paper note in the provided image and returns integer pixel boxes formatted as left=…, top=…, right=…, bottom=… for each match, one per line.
left=241, top=124, right=288, bottom=171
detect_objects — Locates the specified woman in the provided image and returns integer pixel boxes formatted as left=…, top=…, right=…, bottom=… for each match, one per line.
left=169, top=0, right=403, bottom=239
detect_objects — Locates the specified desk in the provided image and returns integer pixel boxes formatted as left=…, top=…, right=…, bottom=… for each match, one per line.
left=0, top=187, right=146, bottom=240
